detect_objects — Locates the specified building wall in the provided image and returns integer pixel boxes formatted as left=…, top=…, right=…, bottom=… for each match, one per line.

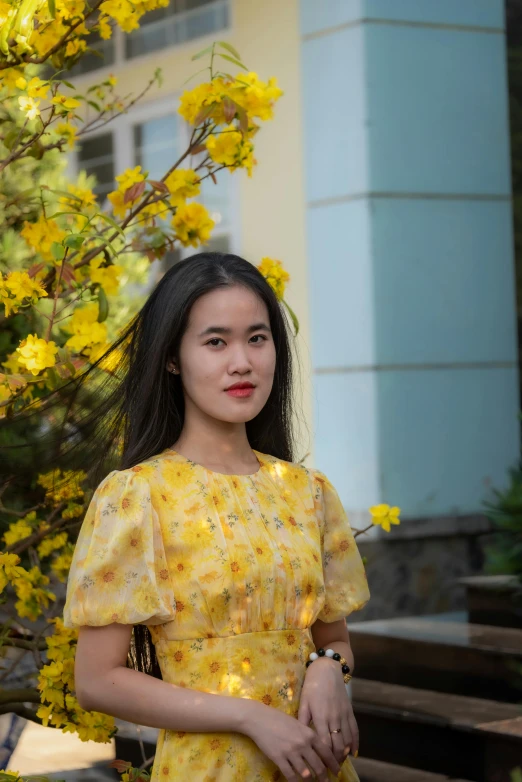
left=300, top=0, right=520, bottom=523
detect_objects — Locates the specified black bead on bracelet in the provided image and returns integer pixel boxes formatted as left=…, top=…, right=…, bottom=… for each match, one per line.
left=306, top=647, right=352, bottom=683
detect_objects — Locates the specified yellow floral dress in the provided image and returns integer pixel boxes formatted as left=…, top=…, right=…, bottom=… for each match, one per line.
left=63, top=447, right=370, bottom=782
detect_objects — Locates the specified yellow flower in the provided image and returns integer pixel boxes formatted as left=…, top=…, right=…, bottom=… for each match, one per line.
left=16, top=334, right=59, bottom=376
left=115, top=164, right=145, bottom=192
left=59, top=183, right=96, bottom=210
left=369, top=504, right=401, bottom=533
left=172, top=202, right=214, bottom=248
left=98, top=15, right=113, bottom=39
left=164, top=169, right=200, bottom=208
left=108, top=73, right=117, bottom=86
left=257, top=258, right=290, bottom=301
left=107, top=189, right=127, bottom=219
left=1, top=67, right=25, bottom=90
left=52, top=94, right=81, bottom=110
left=206, top=125, right=256, bottom=176
left=3, top=520, right=33, bottom=547
left=100, top=0, right=140, bottom=32
left=64, top=302, right=108, bottom=353
left=18, top=95, right=40, bottom=120
left=24, top=76, right=49, bottom=100
left=37, top=531, right=68, bottom=559
left=178, top=77, right=233, bottom=125
left=89, top=257, right=123, bottom=296
left=4, top=271, right=48, bottom=303
left=21, top=215, right=66, bottom=261
left=56, top=122, right=78, bottom=149
left=231, top=72, right=283, bottom=121
left=57, top=0, right=85, bottom=20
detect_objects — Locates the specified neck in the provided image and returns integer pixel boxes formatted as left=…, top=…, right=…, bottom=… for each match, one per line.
left=172, top=414, right=257, bottom=473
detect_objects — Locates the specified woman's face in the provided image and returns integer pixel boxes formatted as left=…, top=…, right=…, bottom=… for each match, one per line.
left=175, top=285, right=277, bottom=425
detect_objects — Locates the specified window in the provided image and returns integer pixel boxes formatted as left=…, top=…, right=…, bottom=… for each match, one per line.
left=125, top=0, right=228, bottom=60
left=77, top=133, right=115, bottom=200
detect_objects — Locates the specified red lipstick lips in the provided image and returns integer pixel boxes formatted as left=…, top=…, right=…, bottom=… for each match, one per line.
left=226, top=381, right=255, bottom=398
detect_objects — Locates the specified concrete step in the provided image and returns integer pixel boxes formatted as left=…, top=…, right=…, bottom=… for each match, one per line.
left=353, top=756, right=474, bottom=782
left=352, top=678, right=522, bottom=782
left=349, top=614, right=522, bottom=702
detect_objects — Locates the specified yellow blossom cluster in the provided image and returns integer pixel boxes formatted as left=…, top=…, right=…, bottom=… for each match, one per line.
left=37, top=468, right=87, bottom=506
left=20, top=215, right=65, bottom=262
left=64, top=302, right=108, bottom=354
left=179, top=72, right=283, bottom=126
left=0, top=271, right=48, bottom=318
left=172, top=203, right=215, bottom=248
left=257, top=257, right=290, bottom=301
left=37, top=618, right=115, bottom=743
left=89, top=255, right=124, bottom=296
left=0, top=553, right=55, bottom=621
left=370, top=504, right=401, bottom=533
left=206, top=124, right=256, bottom=177
left=16, top=334, right=58, bottom=377
left=108, top=165, right=146, bottom=219
left=164, top=169, right=201, bottom=208
left=0, top=0, right=171, bottom=66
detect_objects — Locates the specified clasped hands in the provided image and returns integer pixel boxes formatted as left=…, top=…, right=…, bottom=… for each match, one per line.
left=297, top=656, right=358, bottom=774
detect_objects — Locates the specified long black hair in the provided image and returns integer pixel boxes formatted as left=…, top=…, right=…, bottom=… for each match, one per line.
left=2, top=252, right=303, bottom=677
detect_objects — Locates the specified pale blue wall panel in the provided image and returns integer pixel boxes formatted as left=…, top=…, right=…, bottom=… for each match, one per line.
left=307, top=200, right=375, bottom=369
left=365, top=0, right=504, bottom=28
left=377, top=367, right=520, bottom=517
left=301, top=26, right=368, bottom=202
left=313, top=372, right=380, bottom=512
left=371, top=199, right=518, bottom=364
left=300, top=0, right=363, bottom=36
left=365, top=26, right=511, bottom=195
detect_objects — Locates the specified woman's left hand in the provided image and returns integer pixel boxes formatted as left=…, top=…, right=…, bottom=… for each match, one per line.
left=297, top=657, right=358, bottom=767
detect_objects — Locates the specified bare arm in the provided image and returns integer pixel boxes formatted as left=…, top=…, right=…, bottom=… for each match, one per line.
left=75, top=624, right=258, bottom=734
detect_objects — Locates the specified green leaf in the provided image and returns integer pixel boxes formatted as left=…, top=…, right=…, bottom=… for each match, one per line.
left=60, top=79, right=75, bottom=89
left=87, top=100, right=101, bottom=111
left=217, top=41, right=242, bottom=61
left=64, top=234, right=85, bottom=250
left=216, top=53, right=248, bottom=71
left=51, top=242, right=65, bottom=260
left=192, top=45, right=214, bottom=61
left=282, top=299, right=299, bottom=336
left=96, top=212, right=126, bottom=238
left=97, top=286, right=109, bottom=322
left=47, top=0, right=56, bottom=18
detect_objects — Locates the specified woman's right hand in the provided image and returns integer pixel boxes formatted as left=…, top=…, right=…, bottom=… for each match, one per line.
left=242, top=700, right=341, bottom=781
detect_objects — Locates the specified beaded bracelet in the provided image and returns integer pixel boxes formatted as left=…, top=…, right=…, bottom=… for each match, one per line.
left=305, top=647, right=352, bottom=683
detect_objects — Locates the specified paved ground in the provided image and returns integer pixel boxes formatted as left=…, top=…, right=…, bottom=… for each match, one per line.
left=8, top=721, right=116, bottom=780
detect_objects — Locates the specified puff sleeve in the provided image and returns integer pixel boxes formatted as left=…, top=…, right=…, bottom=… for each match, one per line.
left=63, top=468, right=177, bottom=628
left=312, top=469, right=370, bottom=623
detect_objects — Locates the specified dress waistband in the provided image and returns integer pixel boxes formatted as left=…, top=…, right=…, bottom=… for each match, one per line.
left=154, top=628, right=316, bottom=706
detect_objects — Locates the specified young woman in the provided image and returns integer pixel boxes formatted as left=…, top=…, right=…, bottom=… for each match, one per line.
left=63, top=252, right=370, bottom=782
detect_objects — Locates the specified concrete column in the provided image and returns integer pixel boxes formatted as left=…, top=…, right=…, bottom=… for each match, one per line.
left=300, top=0, right=519, bottom=521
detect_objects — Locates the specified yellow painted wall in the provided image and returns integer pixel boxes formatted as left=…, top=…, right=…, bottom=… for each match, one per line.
left=74, top=0, right=314, bottom=463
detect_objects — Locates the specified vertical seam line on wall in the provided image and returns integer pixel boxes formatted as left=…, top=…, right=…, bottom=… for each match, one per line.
left=301, top=19, right=504, bottom=42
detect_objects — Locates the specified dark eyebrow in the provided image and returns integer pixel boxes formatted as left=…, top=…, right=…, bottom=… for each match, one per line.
left=197, top=322, right=271, bottom=338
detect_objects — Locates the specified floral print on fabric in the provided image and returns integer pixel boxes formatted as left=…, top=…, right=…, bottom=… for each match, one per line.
left=63, top=448, right=370, bottom=781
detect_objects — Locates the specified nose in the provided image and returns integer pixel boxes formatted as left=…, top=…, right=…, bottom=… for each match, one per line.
left=227, top=343, right=253, bottom=376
